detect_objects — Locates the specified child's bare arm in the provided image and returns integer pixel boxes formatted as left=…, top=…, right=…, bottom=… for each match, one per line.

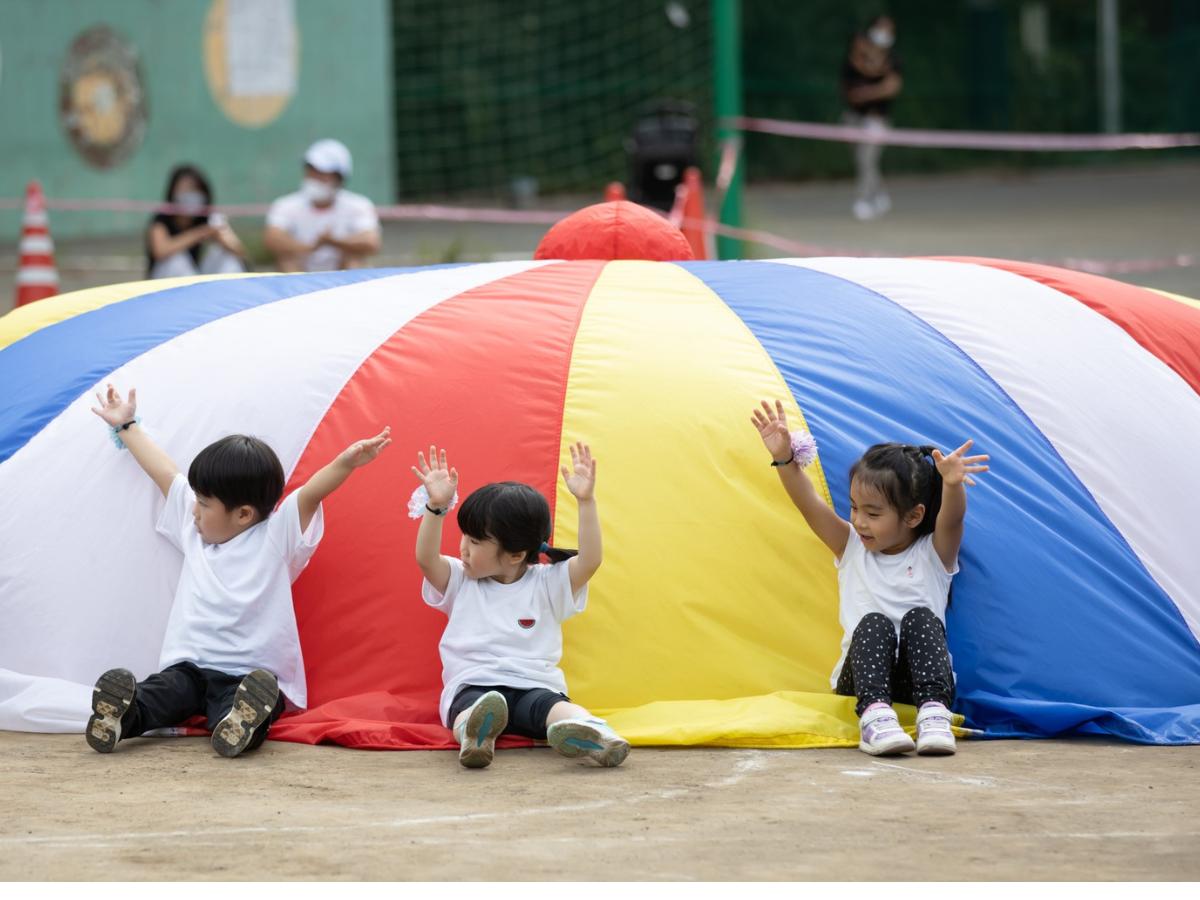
left=412, top=446, right=456, bottom=594
left=752, top=400, right=850, bottom=558
left=297, top=427, right=391, bottom=533
left=91, top=384, right=179, bottom=498
left=931, top=440, right=989, bottom=571
left=561, top=442, right=600, bottom=594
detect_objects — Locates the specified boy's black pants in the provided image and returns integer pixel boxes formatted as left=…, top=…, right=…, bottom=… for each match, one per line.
left=834, top=607, right=955, bottom=717
left=120, top=661, right=285, bottom=751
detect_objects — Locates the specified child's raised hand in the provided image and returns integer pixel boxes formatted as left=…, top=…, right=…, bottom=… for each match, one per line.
left=339, top=427, right=392, bottom=469
left=411, top=445, right=458, bottom=507
left=933, top=439, right=990, bottom=487
left=560, top=441, right=596, bottom=501
left=91, top=383, right=137, bottom=428
left=751, top=399, right=792, bottom=463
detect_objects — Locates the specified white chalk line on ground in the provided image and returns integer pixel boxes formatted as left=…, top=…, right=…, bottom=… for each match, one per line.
left=843, top=759, right=1079, bottom=792
left=2, top=749, right=776, bottom=850
left=837, top=760, right=997, bottom=787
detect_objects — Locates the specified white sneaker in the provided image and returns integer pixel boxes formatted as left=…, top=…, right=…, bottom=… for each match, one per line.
left=853, top=199, right=878, bottom=221
left=916, top=701, right=957, bottom=756
left=858, top=703, right=915, bottom=756
left=547, top=717, right=630, bottom=767
left=454, top=691, right=508, bottom=769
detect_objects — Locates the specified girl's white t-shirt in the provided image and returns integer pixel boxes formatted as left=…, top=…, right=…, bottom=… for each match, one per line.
left=831, top=529, right=958, bottom=688
left=155, top=474, right=324, bottom=707
left=422, top=558, right=587, bottom=726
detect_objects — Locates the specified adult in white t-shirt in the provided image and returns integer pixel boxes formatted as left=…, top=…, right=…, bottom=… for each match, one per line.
left=264, top=138, right=381, bottom=272
left=84, top=383, right=392, bottom=758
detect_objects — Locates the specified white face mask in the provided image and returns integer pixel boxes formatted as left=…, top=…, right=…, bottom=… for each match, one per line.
left=868, top=27, right=894, bottom=49
left=173, top=190, right=207, bottom=215
left=301, top=178, right=336, bottom=204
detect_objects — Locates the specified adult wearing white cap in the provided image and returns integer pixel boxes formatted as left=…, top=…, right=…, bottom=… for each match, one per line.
left=264, top=139, right=381, bottom=272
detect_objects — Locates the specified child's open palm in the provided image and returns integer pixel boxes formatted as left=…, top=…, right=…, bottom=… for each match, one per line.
left=338, top=427, right=392, bottom=469
left=411, top=445, right=458, bottom=507
left=751, top=399, right=792, bottom=462
left=561, top=442, right=596, bottom=500
left=933, top=439, right=990, bottom=486
left=90, top=383, right=137, bottom=427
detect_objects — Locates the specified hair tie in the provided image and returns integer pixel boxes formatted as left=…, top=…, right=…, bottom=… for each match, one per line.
left=110, top=416, right=142, bottom=449
left=539, top=542, right=550, bottom=554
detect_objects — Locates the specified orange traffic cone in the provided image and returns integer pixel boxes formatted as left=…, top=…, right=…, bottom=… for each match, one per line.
left=15, top=180, right=59, bottom=307
left=604, top=181, right=627, bottom=202
left=672, top=167, right=709, bottom=261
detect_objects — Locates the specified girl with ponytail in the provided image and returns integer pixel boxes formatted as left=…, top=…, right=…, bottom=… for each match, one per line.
left=752, top=400, right=988, bottom=757
left=410, top=442, right=629, bottom=770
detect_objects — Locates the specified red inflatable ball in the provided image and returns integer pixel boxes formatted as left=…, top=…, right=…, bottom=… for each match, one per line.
left=534, top=200, right=695, bottom=261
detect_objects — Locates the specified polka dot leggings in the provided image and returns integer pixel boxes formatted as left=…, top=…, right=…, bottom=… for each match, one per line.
left=834, top=608, right=955, bottom=717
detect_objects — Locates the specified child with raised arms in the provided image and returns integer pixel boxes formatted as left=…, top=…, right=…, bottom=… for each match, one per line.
left=411, top=442, right=629, bottom=769
left=752, top=400, right=988, bottom=756
left=86, top=383, right=390, bottom=757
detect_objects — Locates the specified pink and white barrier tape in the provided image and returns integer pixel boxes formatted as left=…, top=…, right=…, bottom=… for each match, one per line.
left=2, top=196, right=1194, bottom=276
left=686, top=217, right=1196, bottom=276
left=0, top=197, right=564, bottom=225
left=728, top=116, right=1200, bottom=152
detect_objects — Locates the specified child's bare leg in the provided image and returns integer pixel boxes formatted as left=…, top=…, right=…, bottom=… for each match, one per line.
left=546, top=700, right=592, bottom=726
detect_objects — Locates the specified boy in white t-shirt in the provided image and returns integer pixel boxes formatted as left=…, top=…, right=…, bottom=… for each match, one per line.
left=411, top=442, right=629, bottom=769
left=85, top=384, right=390, bottom=758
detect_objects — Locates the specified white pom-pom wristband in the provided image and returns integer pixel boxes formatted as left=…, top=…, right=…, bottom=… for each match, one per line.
left=408, top=484, right=459, bottom=519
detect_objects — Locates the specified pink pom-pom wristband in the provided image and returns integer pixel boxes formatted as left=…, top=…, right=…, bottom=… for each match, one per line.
left=789, top=430, right=818, bottom=468
left=772, top=430, right=818, bottom=468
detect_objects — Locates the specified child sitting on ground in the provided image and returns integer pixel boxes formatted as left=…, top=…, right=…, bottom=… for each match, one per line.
left=752, top=400, right=988, bottom=756
left=86, top=383, right=390, bottom=757
left=411, top=442, right=629, bottom=769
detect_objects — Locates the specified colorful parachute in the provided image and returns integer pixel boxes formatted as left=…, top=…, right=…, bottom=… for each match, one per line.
left=1, top=258, right=1198, bottom=748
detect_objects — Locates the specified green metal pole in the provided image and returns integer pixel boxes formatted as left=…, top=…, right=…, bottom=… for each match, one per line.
left=713, top=0, right=743, bottom=259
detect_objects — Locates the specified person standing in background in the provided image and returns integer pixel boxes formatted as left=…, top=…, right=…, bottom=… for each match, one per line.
left=841, top=15, right=902, bottom=221
left=264, top=139, right=381, bottom=272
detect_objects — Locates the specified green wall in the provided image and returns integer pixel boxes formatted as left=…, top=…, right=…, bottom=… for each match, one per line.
left=0, top=0, right=393, bottom=238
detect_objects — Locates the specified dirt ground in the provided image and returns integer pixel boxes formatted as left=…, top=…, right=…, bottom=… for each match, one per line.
left=1, top=731, right=1196, bottom=881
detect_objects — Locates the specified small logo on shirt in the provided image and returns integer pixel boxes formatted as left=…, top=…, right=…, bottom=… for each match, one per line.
left=906, top=566, right=913, bottom=577
left=518, top=618, right=536, bottom=629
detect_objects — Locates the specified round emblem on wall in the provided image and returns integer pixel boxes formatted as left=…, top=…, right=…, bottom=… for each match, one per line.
left=203, top=0, right=299, bottom=128
left=58, top=26, right=147, bottom=169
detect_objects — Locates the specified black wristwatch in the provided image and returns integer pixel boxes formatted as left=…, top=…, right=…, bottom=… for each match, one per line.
left=425, top=503, right=447, bottom=516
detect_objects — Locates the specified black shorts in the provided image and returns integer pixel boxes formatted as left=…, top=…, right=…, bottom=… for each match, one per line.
left=448, top=684, right=570, bottom=740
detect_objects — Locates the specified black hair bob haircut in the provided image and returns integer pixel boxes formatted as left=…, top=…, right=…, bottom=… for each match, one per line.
left=162, top=163, right=214, bottom=206
left=456, top=481, right=577, bottom=565
left=187, top=435, right=285, bottom=522
left=848, top=442, right=943, bottom=537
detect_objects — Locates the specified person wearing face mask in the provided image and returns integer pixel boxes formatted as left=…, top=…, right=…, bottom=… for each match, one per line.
left=841, top=14, right=902, bottom=221
left=263, top=139, right=381, bottom=272
left=146, top=164, right=247, bottom=278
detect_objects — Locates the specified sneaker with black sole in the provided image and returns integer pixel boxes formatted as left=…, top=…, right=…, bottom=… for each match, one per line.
left=454, top=691, right=509, bottom=769
left=211, top=669, right=279, bottom=758
left=86, top=668, right=137, bottom=753
left=546, top=717, right=630, bottom=767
